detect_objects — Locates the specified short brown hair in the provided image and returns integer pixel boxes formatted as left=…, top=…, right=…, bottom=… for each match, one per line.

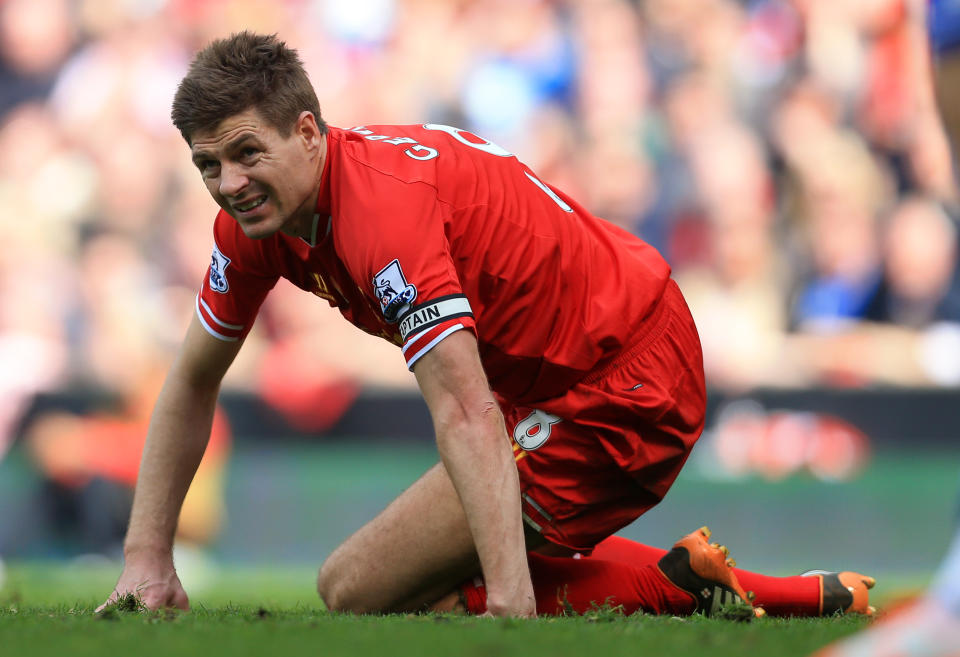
left=171, top=32, right=326, bottom=144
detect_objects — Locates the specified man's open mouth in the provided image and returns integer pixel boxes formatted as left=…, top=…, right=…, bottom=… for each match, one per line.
left=236, top=196, right=267, bottom=212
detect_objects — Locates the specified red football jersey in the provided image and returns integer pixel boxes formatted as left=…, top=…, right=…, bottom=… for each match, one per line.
left=196, top=124, right=671, bottom=404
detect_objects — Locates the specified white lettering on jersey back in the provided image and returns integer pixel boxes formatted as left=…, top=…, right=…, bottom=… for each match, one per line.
left=350, top=126, right=439, bottom=161
left=422, top=124, right=513, bottom=157
left=524, top=172, right=573, bottom=212
left=398, top=296, right=473, bottom=341
left=513, top=410, right=562, bottom=451
left=209, top=244, right=231, bottom=293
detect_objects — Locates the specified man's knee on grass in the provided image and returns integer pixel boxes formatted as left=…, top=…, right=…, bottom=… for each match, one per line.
left=317, top=550, right=414, bottom=614
left=316, top=560, right=371, bottom=614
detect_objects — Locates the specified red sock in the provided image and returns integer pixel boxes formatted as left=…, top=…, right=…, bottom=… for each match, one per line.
left=590, top=536, right=823, bottom=617
left=530, top=553, right=697, bottom=615
left=458, top=553, right=695, bottom=616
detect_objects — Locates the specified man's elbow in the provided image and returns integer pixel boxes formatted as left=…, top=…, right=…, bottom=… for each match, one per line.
left=478, top=399, right=499, bottom=419
left=433, top=401, right=506, bottom=453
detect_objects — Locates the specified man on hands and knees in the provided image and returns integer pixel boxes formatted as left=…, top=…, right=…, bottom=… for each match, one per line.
left=100, top=32, right=873, bottom=619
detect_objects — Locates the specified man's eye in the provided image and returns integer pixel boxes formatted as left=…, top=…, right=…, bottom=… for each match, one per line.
left=199, top=160, right=218, bottom=172
left=241, top=147, right=258, bottom=159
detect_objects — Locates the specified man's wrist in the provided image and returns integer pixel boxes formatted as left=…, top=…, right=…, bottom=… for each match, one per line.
left=122, top=541, right=174, bottom=563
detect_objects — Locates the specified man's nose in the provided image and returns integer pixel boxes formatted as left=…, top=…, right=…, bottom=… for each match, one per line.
left=219, top=162, right=249, bottom=198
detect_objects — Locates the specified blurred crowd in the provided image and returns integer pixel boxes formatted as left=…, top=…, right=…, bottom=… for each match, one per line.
left=2, top=0, right=960, bottom=463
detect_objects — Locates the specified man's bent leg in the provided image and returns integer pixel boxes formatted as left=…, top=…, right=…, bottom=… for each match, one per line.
left=317, top=461, right=482, bottom=613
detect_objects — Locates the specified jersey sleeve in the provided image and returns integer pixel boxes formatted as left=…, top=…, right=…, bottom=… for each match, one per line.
left=196, top=212, right=279, bottom=342
left=339, top=173, right=477, bottom=369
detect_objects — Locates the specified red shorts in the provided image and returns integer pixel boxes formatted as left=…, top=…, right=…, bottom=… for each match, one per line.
left=501, top=279, right=706, bottom=553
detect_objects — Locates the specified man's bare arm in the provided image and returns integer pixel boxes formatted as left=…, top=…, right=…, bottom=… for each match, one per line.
left=98, top=314, right=242, bottom=611
left=413, top=330, right=535, bottom=618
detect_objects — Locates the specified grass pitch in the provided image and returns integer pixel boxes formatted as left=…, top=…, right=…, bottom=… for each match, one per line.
left=0, top=444, right=948, bottom=656
left=1, top=563, right=877, bottom=657
left=1, top=601, right=872, bottom=657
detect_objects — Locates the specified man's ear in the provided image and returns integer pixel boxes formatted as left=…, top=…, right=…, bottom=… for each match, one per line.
left=296, top=111, right=321, bottom=151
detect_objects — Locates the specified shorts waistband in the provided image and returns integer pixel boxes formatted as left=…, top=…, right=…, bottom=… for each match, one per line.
left=580, top=279, right=679, bottom=386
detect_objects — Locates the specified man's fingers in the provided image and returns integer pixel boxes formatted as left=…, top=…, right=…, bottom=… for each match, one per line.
left=94, top=591, right=119, bottom=613
left=98, top=571, right=187, bottom=613
left=95, top=585, right=165, bottom=612
left=140, top=584, right=189, bottom=611
left=173, top=588, right=190, bottom=611
left=141, top=589, right=169, bottom=611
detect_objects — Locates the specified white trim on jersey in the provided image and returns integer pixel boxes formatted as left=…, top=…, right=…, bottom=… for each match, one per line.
left=404, top=323, right=466, bottom=368
left=195, top=295, right=239, bottom=342
left=300, top=213, right=322, bottom=247
left=198, top=296, right=244, bottom=330
left=523, top=493, right=554, bottom=521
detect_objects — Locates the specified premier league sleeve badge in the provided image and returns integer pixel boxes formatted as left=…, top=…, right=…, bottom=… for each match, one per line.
left=373, top=258, right=418, bottom=322
left=209, top=244, right=232, bottom=293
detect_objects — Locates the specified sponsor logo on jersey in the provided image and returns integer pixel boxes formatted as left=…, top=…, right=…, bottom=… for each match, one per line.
left=513, top=410, right=562, bottom=451
left=373, top=259, right=418, bottom=322
left=209, top=244, right=231, bottom=293
left=398, top=295, right=473, bottom=341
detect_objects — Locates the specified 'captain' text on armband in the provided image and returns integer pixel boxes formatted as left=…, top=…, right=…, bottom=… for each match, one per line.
left=398, top=295, right=473, bottom=341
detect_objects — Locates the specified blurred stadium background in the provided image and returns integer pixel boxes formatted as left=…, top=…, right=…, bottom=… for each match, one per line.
left=1, top=0, right=958, bottom=602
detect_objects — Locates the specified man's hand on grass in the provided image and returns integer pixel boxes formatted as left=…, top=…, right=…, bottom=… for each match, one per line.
left=97, top=554, right=189, bottom=612
left=483, top=576, right=537, bottom=618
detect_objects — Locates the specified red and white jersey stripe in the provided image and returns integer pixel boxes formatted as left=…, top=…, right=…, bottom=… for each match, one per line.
left=195, top=294, right=246, bottom=341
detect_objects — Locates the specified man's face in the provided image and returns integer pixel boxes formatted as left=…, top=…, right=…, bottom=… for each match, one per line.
left=190, top=107, right=321, bottom=240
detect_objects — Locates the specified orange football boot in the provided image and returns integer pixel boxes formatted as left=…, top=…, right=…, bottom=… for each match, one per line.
left=657, top=526, right=764, bottom=619
left=802, top=570, right=877, bottom=616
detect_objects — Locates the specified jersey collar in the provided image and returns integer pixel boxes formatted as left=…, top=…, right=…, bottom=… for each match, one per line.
left=303, top=129, right=337, bottom=248
left=299, top=213, right=322, bottom=247
left=313, top=128, right=337, bottom=219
